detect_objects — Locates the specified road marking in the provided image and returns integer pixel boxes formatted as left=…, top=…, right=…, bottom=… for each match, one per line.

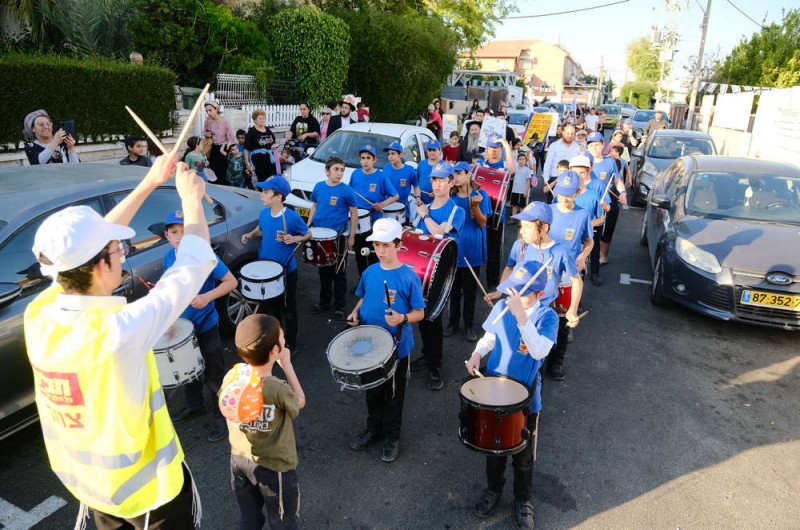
left=0, top=496, right=67, bottom=529
left=620, top=273, right=651, bottom=286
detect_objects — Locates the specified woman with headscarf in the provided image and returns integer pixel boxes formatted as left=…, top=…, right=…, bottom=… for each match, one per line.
left=23, top=110, right=80, bottom=165
left=203, top=100, right=235, bottom=185
left=319, top=107, right=333, bottom=143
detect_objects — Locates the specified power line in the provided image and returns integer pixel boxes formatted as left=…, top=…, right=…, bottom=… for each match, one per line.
left=504, top=0, right=630, bottom=19
left=726, top=0, right=763, bottom=28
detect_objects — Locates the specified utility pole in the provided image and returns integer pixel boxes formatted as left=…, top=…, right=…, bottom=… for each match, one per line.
left=687, top=0, right=712, bottom=130
left=595, top=56, right=604, bottom=106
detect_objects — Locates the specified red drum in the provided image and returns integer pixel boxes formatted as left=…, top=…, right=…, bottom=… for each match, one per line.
left=472, top=166, right=511, bottom=229
left=554, top=284, right=572, bottom=315
left=459, top=376, right=532, bottom=455
left=398, top=228, right=457, bottom=320
left=302, top=227, right=338, bottom=267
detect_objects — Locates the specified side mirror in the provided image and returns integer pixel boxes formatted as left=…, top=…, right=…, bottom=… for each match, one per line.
left=650, top=194, right=671, bottom=210
left=306, top=147, right=316, bottom=156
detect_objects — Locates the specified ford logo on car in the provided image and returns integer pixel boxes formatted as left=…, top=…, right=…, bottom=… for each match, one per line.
left=766, top=272, right=793, bottom=285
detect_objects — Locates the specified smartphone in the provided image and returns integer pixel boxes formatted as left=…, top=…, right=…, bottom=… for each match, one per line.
left=59, top=120, right=76, bottom=139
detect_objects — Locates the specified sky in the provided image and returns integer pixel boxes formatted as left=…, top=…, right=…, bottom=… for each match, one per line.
left=495, top=0, right=794, bottom=87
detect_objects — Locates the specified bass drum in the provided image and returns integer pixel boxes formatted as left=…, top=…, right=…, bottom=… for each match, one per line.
left=398, top=228, right=457, bottom=320
left=472, top=166, right=511, bottom=230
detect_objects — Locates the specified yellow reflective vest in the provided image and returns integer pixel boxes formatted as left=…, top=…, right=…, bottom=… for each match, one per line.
left=24, top=285, right=185, bottom=518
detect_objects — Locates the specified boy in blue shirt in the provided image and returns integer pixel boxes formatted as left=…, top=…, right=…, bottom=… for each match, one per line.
left=349, top=145, right=399, bottom=275
left=445, top=161, right=491, bottom=342
left=382, top=141, right=419, bottom=217
left=347, top=219, right=426, bottom=462
left=413, top=162, right=466, bottom=391
left=241, top=176, right=311, bottom=352
left=307, top=157, right=358, bottom=319
left=415, top=139, right=443, bottom=206
left=466, top=261, right=559, bottom=529
left=163, top=210, right=237, bottom=441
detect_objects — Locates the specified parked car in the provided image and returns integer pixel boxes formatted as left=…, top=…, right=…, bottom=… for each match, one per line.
left=507, top=111, right=532, bottom=138
left=532, top=106, right=558, bottom=114
left=284, top=123, right=436, bottom=218
left=539, top=102, right=566, bottom=119
left=641, top=155, right=800, bottom=330
left=631, top=109, right=671, bottom=134
left=599, top=104, right=622, bottom=127
left=0, top=163, right=265, bottom=439
left=631, top=130, right=716, bottom=206
left=619, top=102, right=638, bottom=120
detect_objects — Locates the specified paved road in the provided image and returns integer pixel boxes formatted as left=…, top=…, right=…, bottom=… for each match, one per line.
left=1, top=201, right=798, bottom=529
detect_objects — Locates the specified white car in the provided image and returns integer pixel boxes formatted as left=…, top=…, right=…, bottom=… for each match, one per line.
left=507, top=112, right=532, bottom=138
left=284, top=123, right=436, bottom=218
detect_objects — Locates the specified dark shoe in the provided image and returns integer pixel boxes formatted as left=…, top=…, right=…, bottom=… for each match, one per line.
left=171, top=407, right=205, bottom=424
left=548, top=363, right=565, bottom=381
left=464, top=326, right=479, bottom=343
left=473, top=489, right=502, bottom=518
left=428, top=368, right=443, bottom=391
left=333, top=309, right=345, bottom=320
left=207, top=420, right=227, bottom=443
left=380, top=439, right=399, bottom=462
left=443, top=325, right=457, bottom=337
left=590, top=274, right=603, bottom=286
left=515, top=500, right=535, bottom=528
left=410, top=356, right=430, bottom=372
left=350, top=430, right=380, bottom=451
left=310, top=303, right=331, bottom=314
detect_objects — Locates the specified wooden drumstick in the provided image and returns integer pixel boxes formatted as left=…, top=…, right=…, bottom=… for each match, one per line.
left=566, top=310, right=589, bottom=328
left=464, top=257, right=492, bottom=307
left=465, top=360, right=485, bottom=378
left=543, top=176, right=555, bottom=195
left=353, top=191, right=375, bottom=207
left=491, top=257, right=553, bottom=325
left=172, top=83, right=210, bottom=157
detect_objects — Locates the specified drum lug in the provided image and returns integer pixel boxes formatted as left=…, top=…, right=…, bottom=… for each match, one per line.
left=192, top=336, right=199, bottom=350
left=167, top=349, right=174, bottom=363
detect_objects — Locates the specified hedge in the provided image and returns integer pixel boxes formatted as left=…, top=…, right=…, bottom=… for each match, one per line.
left=0, top=54, right=176, bottom=146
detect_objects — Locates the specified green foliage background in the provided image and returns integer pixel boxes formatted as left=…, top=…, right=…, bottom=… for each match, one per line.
left=626, top=37, right=660, bottom=84
left=619, top=81, right=655, bottom=109
left=0, top=53, right=175, bottom=145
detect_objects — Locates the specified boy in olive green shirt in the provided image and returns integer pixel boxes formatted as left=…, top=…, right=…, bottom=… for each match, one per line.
left=228, top=314, right=306, bottom=529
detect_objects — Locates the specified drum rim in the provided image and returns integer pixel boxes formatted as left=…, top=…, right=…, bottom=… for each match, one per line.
left=309, top=227, right=338, bottom=239
left=459, top=434, right=529, bottom=456
left=153, top=318, right=195, bottom=351
left=240, top=260, right=285, bottom=282
left=326, top=325, right=396, bottom=373
left=459, top=375, right=532, bottom=410
left=423, top=237, right=457, bottom=320
left=332, top=356, right=399, bottom=390
left=383, top=202, right=406, bottom=212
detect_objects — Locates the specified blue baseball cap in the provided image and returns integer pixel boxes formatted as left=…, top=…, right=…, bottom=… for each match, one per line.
left=430, top=162, right=454, bottom=179
left=497, top=261, right=547, bottom=296
left=453, top=161, right=472, bottom=173
left=359, top=144, right=377, bottom=157
left=383, top=141, right=403, bottom=154
left=587, top=132, right=604, bottom=144
left=512, top=201, right=552, bottom=224
left=165, top=210, right=185, bottom=226
left=553, top=170, right=581, bottom=196
left=425, top=139, right=441, bottom=150
left=256, top=175, right=291, bottom=197
left=487, top=134, right=503, bottom=148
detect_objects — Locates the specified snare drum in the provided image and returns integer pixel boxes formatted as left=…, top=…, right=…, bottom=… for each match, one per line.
left=239, top=260, right=285, bottom=301
left=302, top=227, right=338, bottom=267
left=472, top=166, right=511, bottom=229
left=345, top=208, right=372, bottom=235
left=459, top=376, right=532, bottom=455
left=326, top=326, right=398, bottom=390
left=382, top=202, right=406, bottom=224
left=154, top=318, right=205, bottom=389
left=398, top=228, right=457, bottom=320
left=554, top=284, right=572, bottom=315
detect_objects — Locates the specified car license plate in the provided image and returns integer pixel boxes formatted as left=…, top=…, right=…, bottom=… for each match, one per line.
left=740, top=290, right=800, bottom=311
left=296, top=207, right=310, bottom=220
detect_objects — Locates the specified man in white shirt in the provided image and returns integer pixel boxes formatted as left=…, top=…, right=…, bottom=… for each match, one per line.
left=584, top=108, right=599, bottom=132
left=542, top=124, right=581, bottom=186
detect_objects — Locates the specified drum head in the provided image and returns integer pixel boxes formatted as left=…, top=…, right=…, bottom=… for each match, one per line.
left=424, top=238, right=457, bottom=319
left=311, top=227, right=337, bottom=239
left=460, top=377, right=530, bottom=407
left=327, top=325, right=394, bottom=372
left=357, top=208, right=370, bottom=219
left=241, top=260, right=283, bottom=280
left=155, top=318, right=194, bottom=350
left=383, top=202, right=405, bottom=213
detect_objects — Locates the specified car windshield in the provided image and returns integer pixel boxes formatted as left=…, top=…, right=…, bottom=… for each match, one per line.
left=685, top=171, right=800, bottom=224
left=633, top=110, right=656, bottom=122
left=647, top=137, right=714, bottom=159
left=508, top=114, right=529, bottom=125
left=600, top=105, right=620, bottom=114
left=310, top=131, right=397, bottom=169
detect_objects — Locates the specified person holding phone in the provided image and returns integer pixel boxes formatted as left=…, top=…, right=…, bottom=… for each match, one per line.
left=23, top=109, right=80, bottom=165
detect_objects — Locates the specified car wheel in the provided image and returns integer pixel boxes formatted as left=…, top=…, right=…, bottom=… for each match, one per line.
left=217, top=281, right=260, bottom=335
left=639, top=214, right=648, bottom=247
left=650, top=252, right=667, bottom=306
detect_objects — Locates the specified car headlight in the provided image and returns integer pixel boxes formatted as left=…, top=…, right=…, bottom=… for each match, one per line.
left=282, top=165, right=292, bottom=184
left=639, top=183, right=650, bottom=196
left=676, top=237, right=722, bottom=274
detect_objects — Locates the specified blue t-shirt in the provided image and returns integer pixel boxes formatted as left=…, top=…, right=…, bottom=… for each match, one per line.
left=481, top=300, right=559, bottom=413
left=349, top=169, right=398, bottom=223
left=450, top=190, right=491, bottom=267
left=311, top=181, right=357, bottom=232
left=507, top=240, right=579, bottom=304
left=591, top=157, right=619, bottom=204
left=419, top=199, right=466, bottom=240
left=416, top=160, right=437, bottom=205
left=574, top=188, right=604, bottom=220
left=258, top=207, right=308, bottom=273
left=355, top=263, right=426, bottom=359
left=548, top=204, right=594, bottom=260
left=163, top=248, right=230, bottom=334
left=383, top=163, right=418, bottom=204
left=476, top=158, right=509, bottom=222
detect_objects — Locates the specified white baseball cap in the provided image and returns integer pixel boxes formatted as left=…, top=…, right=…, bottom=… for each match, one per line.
left=366, top=218, right=403, bottom=243
left=569, top=154, right=592, bottom=168
left=32, top=206, right=135, bottom=277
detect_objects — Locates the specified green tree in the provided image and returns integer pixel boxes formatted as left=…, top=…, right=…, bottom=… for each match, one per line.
left=620, top=80, right=655, bottom=109
left=0, top=0, right=64, bottom=47
left=56, top=0, right=132, bottom=59
left=717, top=8, right=800, bottom=87
left=626, top=36, right=660, bottom=83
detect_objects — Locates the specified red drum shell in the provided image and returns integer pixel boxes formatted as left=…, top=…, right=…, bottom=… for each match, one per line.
left=458, top=376, right=532, bottom=455
left=472, top=166, right=511, bottom=229
left=397, top=228, right=457, bottom=320
left=302, top=227, right=339, bottom=267
left=554, top=285, right=572, bottom=315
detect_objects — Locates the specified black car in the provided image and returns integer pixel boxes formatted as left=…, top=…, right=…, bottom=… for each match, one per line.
left=641, top=155, right=800, bottom=330
left=631, top=130, right=716, bottom=206
left=0, top=163, right=264, bottom=439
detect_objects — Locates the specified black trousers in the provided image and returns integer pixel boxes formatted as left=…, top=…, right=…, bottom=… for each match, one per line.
left=354, top=231, right=377, bottom=276
left=486, top=412, right=538, bottom=502
left=231, top=454, right=299, bottom=530
left=281, top=269, right=299, bottom=348
left=449, top=266, right=480, bottom=329
left=546, top=315, right=570, bottom=371
left=365, top=356, right=409, bottom=440
left=485, top=224, right=504, bottom=289
left=600, top=207, right=620, bottom=244
left=589, top=226, right=602, bottom=275
left=209, top=144, right=229, bottom=185
left=318, top=235, right=348, bottom=310
left=93, top=462, right=195, bottom=530
left=419, top=314, right=443, bottom=368
left=182, top=324, right=225, bottom=422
